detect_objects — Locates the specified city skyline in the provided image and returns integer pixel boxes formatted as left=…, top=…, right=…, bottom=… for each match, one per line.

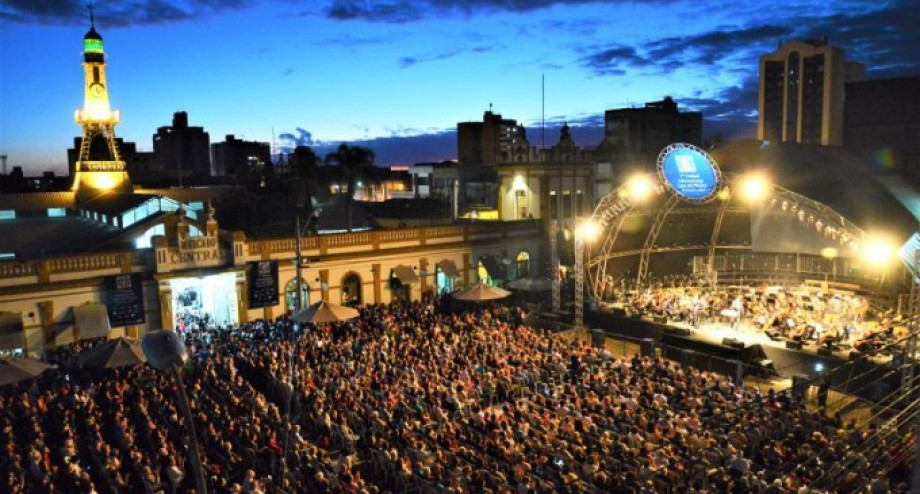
left=1, top=0, right=918, bottom=175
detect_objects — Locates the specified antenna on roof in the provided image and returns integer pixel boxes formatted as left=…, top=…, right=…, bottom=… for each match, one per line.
left=542, top=73, right=545, bottom=150
left=86, top=1, right=95, bottom=27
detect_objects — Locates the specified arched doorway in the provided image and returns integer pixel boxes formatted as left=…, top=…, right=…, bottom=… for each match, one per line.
left=341, top=272, right=362, bottom=306
left=515, top=251, right=531, bottom=279
left=284, top=278, right=310, bottom=312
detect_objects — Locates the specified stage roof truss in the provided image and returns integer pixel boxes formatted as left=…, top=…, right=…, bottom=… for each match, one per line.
left=584, top=173, right=870, bottom=302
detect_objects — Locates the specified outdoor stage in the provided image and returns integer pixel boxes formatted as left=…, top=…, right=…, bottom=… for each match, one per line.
left=585, top=306, right=894, bottom=383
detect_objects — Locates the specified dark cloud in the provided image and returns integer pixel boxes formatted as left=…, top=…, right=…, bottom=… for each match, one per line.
left=678, top=77, right=760, bottom=140
left=579, top=45, right=652, bottom=76
left=580, top=24, right=791, bottom=76
left=800, top=0, right=920, bottom=78
left=0, top=0, right=250, bottom=26
left=324, top=0, right=676, bottom=23
left=398, top=46, right=497, bottom=68
left=278, top=128, right=316, bottom=149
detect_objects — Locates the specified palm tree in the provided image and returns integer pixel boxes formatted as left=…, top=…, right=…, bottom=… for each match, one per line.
left=324, top=144, right=378, bottom=232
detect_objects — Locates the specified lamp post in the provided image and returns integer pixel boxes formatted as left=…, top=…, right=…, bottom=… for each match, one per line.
left=141, top=330, right=208, bottom=494
left=574, top=220, right=598, bottom=332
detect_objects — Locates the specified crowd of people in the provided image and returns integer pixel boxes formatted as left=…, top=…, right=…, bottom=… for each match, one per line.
left=1, top=300, right=913, bottom=493
left=618, top=282, right=903, bottom=352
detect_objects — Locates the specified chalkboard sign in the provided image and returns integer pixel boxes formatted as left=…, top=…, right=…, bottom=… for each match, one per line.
left=248, top=260, right=279, bottom=308
left=105, top=273, right=146, bottom=327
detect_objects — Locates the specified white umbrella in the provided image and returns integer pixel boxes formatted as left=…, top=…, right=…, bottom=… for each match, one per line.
left=293, top=301, right=360, bottom=324
left=0, top=356, right=56, bottom=387
left=454, top=282, right=512, bottom=301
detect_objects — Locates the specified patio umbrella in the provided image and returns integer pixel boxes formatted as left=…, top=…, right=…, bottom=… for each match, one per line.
left=78, top=337, right=147, bottom=369
left=293, top=301, right=360, bottom=324
left=507, top=277, right=554, bottom=292
left=454, top=282, right=512, bottom=301
left=0, top=356, right=56, bottom=387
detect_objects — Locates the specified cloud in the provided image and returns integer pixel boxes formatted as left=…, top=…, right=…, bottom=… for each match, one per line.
left=324, top=0, right=677, bottom=23
left=278, top=128, right=317, bottom=149
left=580, top=24, right=792, bottom=76
left=800, top=0, right=920, bottom=78
left=0, top=0, right=251, bottom=26
left=281, top=68, right=295, bottom=76
left=398, top=45, right=496, bottom=68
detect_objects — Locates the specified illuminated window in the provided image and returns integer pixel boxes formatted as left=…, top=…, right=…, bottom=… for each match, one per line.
left=47, top=208, right=66, bottom=218
left=0, top=210, right=14, bottom=220
left=135, top=224, right=165, bottom=249
left=515, top=251, right=531, bottom=278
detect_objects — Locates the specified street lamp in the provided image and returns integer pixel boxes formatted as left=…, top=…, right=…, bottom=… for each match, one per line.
left=574, top=219, right=599, bottom=332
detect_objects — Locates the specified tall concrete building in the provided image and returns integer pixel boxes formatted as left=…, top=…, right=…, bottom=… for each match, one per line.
left=153, top=111, right=211, bottom=183
left=595, top=97, right=702, bottom=162
left=457, top=110, right=529, bottom=166
left=210, top=134, right=271, bottom=177
left=758, top=39, right=864, bottom=146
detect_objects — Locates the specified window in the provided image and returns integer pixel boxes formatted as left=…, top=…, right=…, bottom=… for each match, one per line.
left=135, top=224, right=165, bottom=249
left=0, top=210, right=14, bottom=220
left=285, top=278, right=310, bottom=312
left=47, top=208, right=66, bottom=218
left=515, top=251, right=531, bottom=279
left=0, top=253, right=14, bottom=260
left=341, top=272, right=362, bottom=306
left=550, top=191, right=558, bottom=220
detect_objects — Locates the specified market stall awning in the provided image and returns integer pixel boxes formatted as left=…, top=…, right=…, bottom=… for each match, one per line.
left=0, top=312, right=24, bottom=351
left=392, top=265, right=419, bottom=284
left=436, top=259, right=461, bottom=279
left=73, top=303, right=111, bottom=340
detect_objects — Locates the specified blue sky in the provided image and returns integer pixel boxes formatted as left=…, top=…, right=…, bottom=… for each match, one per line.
left=1, top=0, right=917, bottom=174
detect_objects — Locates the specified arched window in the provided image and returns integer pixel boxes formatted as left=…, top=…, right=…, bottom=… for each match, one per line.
left=515, top=251, right=531, bottom=279
left=284, top=278, right=310, bottom=312
left=135, top=224, right=165, bottom=249
left=341, top=272, right=362, bottom=307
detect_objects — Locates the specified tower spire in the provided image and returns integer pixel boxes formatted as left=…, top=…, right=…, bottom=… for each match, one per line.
left=87, top=1, right=95, bottom=28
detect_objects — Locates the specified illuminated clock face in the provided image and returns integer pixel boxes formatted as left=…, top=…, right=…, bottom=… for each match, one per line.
left=90, top=83, right=105, bottom=97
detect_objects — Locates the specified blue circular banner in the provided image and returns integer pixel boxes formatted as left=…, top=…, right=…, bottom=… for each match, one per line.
left=659, top=145, right=719, bottom=200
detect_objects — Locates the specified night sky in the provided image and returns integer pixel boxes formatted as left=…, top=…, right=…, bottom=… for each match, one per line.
left=1, top=0, right=918, bottom=174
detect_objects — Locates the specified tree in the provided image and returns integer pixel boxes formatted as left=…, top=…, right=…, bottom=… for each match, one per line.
left=289, top=146, right=320, bottom=214
left=324, top=144, right=378, bottom=232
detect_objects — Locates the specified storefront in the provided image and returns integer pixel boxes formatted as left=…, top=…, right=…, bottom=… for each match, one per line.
left=170, top=273, right=238, bottom=329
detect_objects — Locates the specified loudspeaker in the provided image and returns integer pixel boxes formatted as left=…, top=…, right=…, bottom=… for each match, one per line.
left=722, top=337, right=745, bottom=349
left=786, top=340, right=803, bottom=350
left=817, top=347, right=835, bottom=357
left=142, top=330, right=188, bottom=371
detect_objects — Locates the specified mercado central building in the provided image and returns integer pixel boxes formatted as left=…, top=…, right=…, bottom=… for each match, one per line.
left=2, top=23, right=920, bottom=357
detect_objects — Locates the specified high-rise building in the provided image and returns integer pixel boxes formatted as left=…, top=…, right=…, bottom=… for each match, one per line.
left=457, top=110, right=528, bottom=166
left=595, top=97, right=702, bottom=162
left=210, top=135, right=271, bottom=176
left=758, top=39, right=864, bottom=146
left=153, top=111, right=211, bottom=183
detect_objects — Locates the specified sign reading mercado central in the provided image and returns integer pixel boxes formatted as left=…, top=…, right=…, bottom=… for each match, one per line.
left=657, top=143, right=721, bottom=203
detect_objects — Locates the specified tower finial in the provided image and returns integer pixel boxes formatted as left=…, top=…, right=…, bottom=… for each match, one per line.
left=87, top=1, right=95, bottom=28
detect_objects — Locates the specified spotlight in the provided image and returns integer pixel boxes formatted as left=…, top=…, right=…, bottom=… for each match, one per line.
left=626, top=174, right=655, bottom=202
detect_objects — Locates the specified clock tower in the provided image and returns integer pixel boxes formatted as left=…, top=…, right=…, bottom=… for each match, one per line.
left=73, top=9, right=132, bottom=202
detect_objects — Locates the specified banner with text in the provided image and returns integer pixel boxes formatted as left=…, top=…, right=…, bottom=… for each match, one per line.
left=248, top=260, right=279, bottom=309
left=105, top=273, right=146, bottom=327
